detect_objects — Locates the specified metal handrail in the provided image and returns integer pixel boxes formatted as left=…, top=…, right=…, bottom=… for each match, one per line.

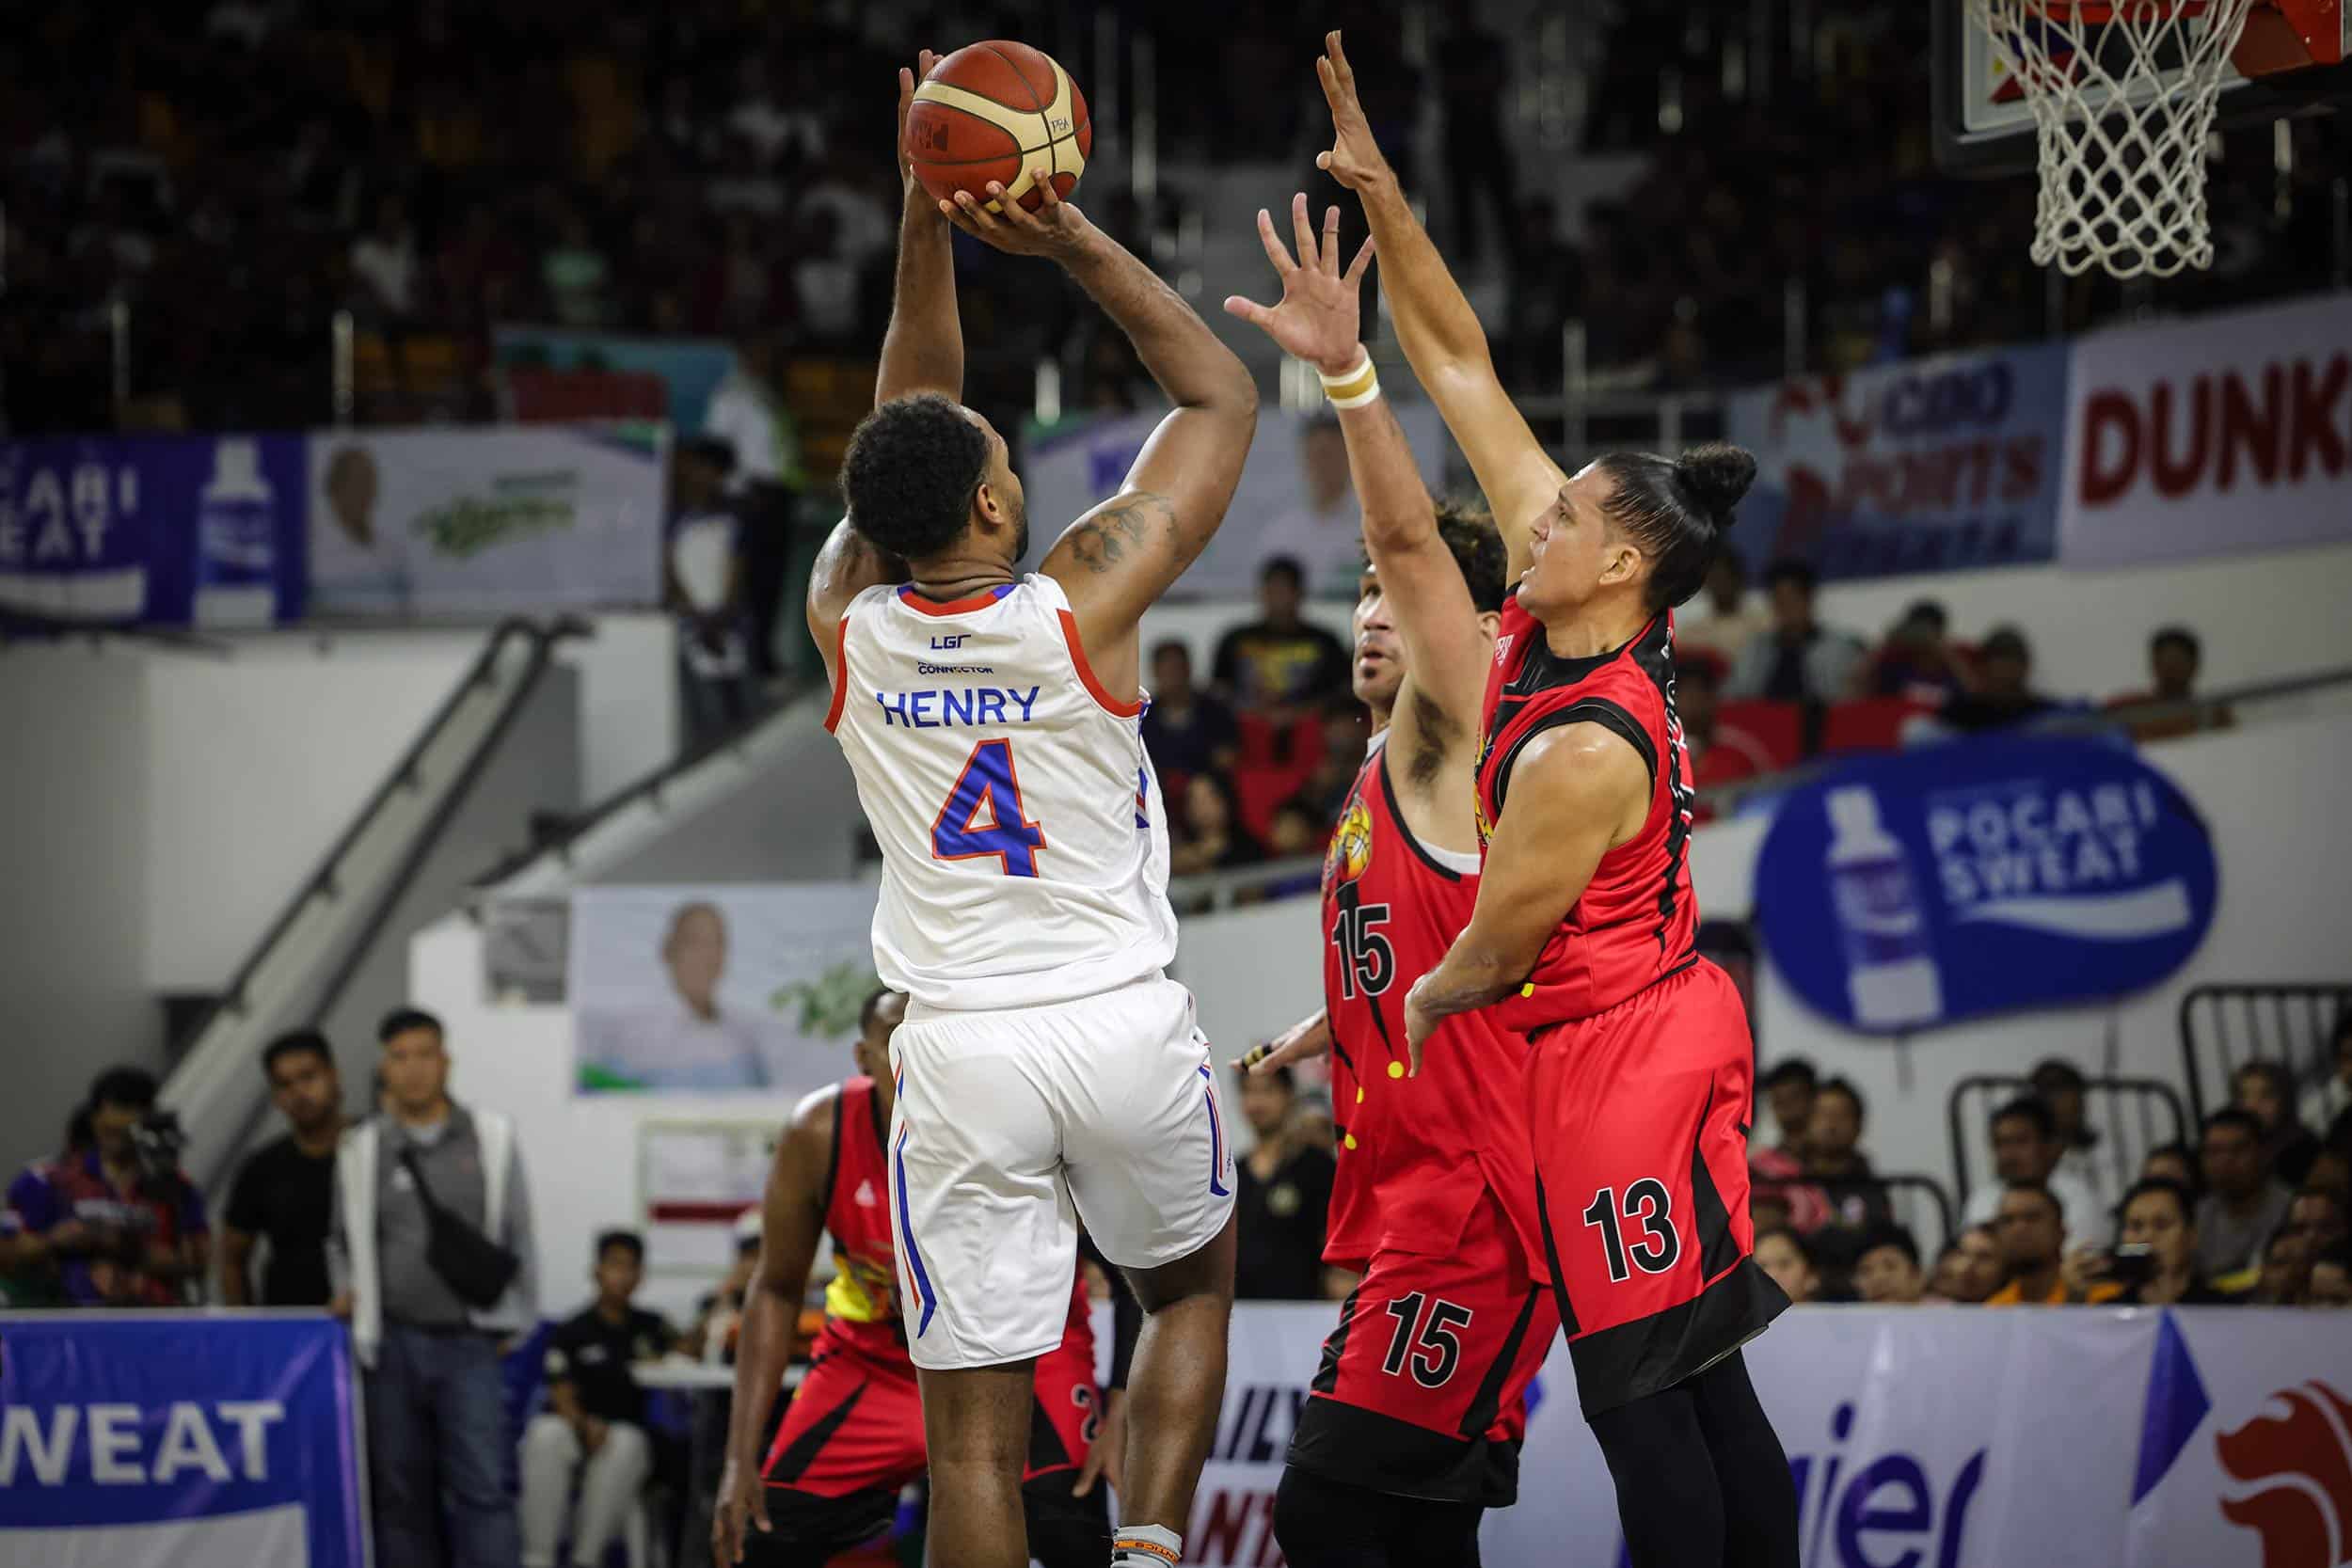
left=1947, top=1072, right=2187, bottom=1206
left=188, top=617, right=558, bottom=1038
left=1700, top=660, right=2352, bottom=817
left=2178, top=982, right=2352, bottom=1125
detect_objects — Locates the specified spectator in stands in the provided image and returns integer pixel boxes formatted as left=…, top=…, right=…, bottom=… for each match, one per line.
left=667, top=434, right=752, bottom=746
left=1435, top=13, right=1515, bottom=264
left=521, top=1229, right=673, bottom=1568
left=1291, top=699, right=1374, bottom=831
left=2286, top=1184, right=2351, bottom=1259
left=1942, top=1224, right=2006, bottom=1305
left=1857, top=600, right=1969, bottom=703
left=1987, top=1181, right=2074, bottom=1305
left=1265, top=800, right=1326, bottom=861
left=542, top=204, right=613, bottom=327
left=349, top=193, right=420, bottom=323
left=2303, top=1010, right=2352, bottom=1132
left=1680, top=655, right=1778, bottom=790
left=1801, top=1078, right=1895, bottom=1243
left=2142, top=1141, right=2203, bottom=1197
left=1759, top=1058, right=1819, bottom=1155
left=1677, top=553, right=1771, bottom=663
left=1169, top=771, right=1263, bottom=877
left=332, top=1007, right=537, bottom=1568
left=1231, top=1066, right=1339, bottom=1301
left=2310, top=1243, right=2352, bottom=1307
left=5, top=1066, right=209, bottom=1307
left=1725, top=560, right=1867, bottom=704
left=1754, top=1227, right=1820, bottom=1305
left=1248, top=416, right=1370, bottom=594
left=704, top=335, right=806, bottom=681
left=1853, top=1224, right=1926, bottom=1304
left=1140, top=641, right=1241, bottom=786
left=2193, top=1108, right=2295, bottom=1282
left=2233, top=1059, right=2323, bottom=1186
left=2248, top=1225, right=2311, bottom=1306
left=1213, top=556, right=1352, bottom=720
left=1932, top=626, right=2059, bottom=734
left=684, top=1209, right=764, bottom=1364
left=2107, top=626, right=2232, bottom=743
left=222, top=1031, right=349, bottom=1307
left=2029, top=1058, right=2106, bottom=1203
left=1751, top=1059, right=1831, bottom=1233
left=2070, top=1178, right=2229, bottom=1306
left=1962, top=1096, right=2103, bottom=1245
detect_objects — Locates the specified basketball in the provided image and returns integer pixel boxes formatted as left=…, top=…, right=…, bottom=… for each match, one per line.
left=904, top=40, right=1091, bottom=214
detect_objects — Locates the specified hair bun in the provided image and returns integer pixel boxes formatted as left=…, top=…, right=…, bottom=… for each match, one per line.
left=1675, top=443, right=1758, bottom=526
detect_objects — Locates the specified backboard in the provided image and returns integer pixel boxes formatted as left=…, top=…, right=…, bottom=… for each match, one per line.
left=1932, top=0, right=2351, bottom=175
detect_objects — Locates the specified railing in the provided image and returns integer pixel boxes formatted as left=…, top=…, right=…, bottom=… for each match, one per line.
left=2179, top=982, right=2352, bottom=1126
left=1947, top=1074, right=2188, bottom=1211
left=163, top=618, right=578, bottom=1191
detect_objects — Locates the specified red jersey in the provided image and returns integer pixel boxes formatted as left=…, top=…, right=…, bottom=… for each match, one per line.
left=1474, top=599, right=1700, bottom=1029
left=1321, top=735, right=1538, bottom=1269
left=816, top=1077, right=1089, bottom=1363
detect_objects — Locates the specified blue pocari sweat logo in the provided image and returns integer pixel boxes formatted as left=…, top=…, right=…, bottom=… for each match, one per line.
left=1756, top=735, right=2218, bottom=1033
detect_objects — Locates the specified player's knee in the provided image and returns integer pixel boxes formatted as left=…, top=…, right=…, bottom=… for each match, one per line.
left=1126, top=1213, right=1238, bottom=1314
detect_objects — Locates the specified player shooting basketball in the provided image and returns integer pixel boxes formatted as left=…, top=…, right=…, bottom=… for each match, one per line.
left=1220, top=196, right=1558, bottom=1566
left=1310, top=30, right=1802, bottom=1568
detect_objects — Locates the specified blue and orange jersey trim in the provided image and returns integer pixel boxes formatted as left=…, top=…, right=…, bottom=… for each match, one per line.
left=897, top=583, right=1016, bottom=617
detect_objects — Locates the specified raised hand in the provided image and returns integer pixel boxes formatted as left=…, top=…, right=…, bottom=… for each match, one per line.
left=1314, top=30, right=1393, bottom=193
left=1221, top=194, right=1375, bottom=376
left=936, top=169, right=1092, bottom=259
left=896, top=51, right=943, bottom=191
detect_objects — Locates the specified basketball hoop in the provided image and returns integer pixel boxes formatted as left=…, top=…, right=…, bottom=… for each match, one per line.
left=1964, top=0, right=2262, bottom=277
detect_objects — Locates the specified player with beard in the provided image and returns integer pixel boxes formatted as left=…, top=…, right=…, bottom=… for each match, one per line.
left=716, top=56, right=1260, bottom=1568
left=1225, top=193, right=1557, bottom=1567
left=1312, top=32, right=1798, bottom=1568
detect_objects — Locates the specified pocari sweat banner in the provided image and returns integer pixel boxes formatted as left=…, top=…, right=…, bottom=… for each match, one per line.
left=1753, top=734, right=2218, bottom=1033
left=0, top=1313, right=367, bottom=1568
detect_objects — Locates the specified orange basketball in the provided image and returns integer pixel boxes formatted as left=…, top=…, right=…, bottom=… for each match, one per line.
left=904, top=40, right=1090, bottom=214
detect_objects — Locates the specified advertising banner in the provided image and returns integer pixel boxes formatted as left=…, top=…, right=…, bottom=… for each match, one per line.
left=566, top=884, right=881, bottom=1097
left=1725, top=343, right=2069, bottom=579
left=1022, top=400, right=1451, bottom=600
left=1752, top=734, right=2218, bottom=1034
left=0, top=434, right=307, bottom=626
left=1477, top=1306, right=2348, bottom=1568
left=306, top=423, right=666, bottom=618
left=2058, top=293, right=2352, bottom=568
left=0, top=1312, right=367, bottom=1568
left=491, top=327, right=738, bottom=435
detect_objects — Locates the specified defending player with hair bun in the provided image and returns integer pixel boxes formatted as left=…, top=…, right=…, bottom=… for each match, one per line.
left=1590, top=440, right=1759, bottom=613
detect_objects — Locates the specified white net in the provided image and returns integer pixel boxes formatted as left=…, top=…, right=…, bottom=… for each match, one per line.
left=1964, top=0, right=2260, bottom=277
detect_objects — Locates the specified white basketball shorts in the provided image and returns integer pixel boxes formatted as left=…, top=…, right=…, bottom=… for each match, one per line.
left=885, top=973, right=1236, bottom=1370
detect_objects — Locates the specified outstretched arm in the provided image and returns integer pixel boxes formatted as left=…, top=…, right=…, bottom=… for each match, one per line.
left=1314, top=31, right=1561, bottom=579
left=712, top=1089, right=834, bottom=1565
left=1225, top=192, right=1495, bottom=731
left=1400, top=725, right=1651, bottom=1069
left=876, top=52, right=959, bottom=404
left=939, top=174, right=1258, bottom=657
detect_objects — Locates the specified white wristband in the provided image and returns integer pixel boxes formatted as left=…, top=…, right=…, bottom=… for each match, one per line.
left=1317, top=350, right=1379, bottom=408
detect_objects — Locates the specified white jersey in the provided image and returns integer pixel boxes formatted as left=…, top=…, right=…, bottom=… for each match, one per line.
left=825, top=574, right=1177, bottom=1011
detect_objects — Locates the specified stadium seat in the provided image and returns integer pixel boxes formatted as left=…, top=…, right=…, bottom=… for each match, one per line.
left=1821, top=697, right=1936, bottom=753
left=504, top=367, right=668, bottom=423
left=1235, top=713, right=1321, bottom=770
left=1233, top=762, right=1311, bottom=843
left=1711, top=700, right=1803, bottom=771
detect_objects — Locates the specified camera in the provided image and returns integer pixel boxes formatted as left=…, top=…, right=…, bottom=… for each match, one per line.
left=2106, top=1243, right=2156, bottom=1287
left=128, top=1111, right=187, bottom=1184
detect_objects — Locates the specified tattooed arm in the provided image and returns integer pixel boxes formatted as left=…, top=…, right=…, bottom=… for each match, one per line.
left=1037, top=220, right=1258, bottom=667
left=805, top=515, right=907, bottom=684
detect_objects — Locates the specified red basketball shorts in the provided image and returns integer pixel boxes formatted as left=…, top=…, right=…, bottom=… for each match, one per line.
left=1527, top=958, right=1787, bottom=1418
left=1286, top=1185, right=1559, bottom=1505
left=763, top=1330, right=1098, bottom=1500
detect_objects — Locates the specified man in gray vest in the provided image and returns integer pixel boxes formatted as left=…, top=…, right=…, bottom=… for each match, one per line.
left=330, top=1006, right=537, bottom=1568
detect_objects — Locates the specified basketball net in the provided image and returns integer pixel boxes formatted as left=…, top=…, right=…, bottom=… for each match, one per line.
left=1965, top=0, right=2261, bottom=278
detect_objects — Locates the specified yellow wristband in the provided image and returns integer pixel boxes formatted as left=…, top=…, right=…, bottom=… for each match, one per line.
left=1318, top=351, right=1379, bottom=407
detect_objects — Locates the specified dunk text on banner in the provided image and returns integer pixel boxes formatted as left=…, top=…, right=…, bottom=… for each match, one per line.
left=1754, top=734, right=2218, bottom=1034
left=2059, top=294, right=2352, bottom=568
left=0, top=1312, right=368, bottom=1568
